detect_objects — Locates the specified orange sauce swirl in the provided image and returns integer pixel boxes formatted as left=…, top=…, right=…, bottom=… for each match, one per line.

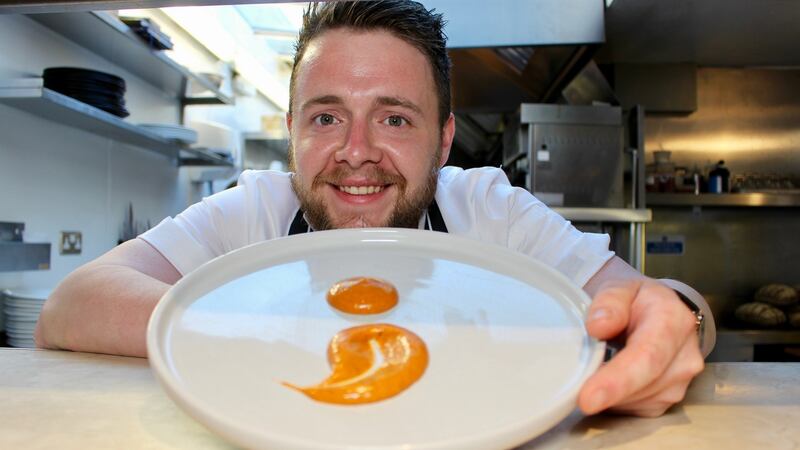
left=326, top=277, right=398, bottom=314
left=283, top=324, right=428, bottom=404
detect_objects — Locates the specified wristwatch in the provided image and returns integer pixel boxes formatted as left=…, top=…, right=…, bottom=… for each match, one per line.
left=672, top=289, right=706, bottom=350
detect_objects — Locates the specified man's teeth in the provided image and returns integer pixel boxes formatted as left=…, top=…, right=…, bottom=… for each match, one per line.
left=339, top=185, right=384, bottom=195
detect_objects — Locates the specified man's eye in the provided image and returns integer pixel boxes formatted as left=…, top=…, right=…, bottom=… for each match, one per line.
left=314, top=113, right=339, bottom=126
left=384, top=115, right=407, bottom=127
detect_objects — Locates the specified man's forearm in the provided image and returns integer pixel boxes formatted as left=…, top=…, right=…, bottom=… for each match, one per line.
left=35, top=263, right=171, bottom=358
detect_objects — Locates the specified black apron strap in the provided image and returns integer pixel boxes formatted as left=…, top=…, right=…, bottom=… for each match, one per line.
left=288, top=208, right=310, bottom=236
left=426, top=199, right=448, bottom=233
left=287, top=199, right=448, bottom=235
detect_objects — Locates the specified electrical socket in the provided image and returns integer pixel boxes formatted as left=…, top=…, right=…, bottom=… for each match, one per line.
left=60, top=231, right=82, bottom=255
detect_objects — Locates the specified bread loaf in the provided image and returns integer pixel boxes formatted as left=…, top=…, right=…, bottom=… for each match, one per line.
left=788, top=306, right=800, bottom=328
left=735, top=302, right=787, bottom=327
left=754, top=284, right=798, bottom=307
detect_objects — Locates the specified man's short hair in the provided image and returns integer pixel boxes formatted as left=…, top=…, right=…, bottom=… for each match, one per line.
left=290, top=0, right=451, bottom=128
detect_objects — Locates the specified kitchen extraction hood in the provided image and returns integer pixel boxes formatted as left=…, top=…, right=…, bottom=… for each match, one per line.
left=427, top=0, right=605, bottom=113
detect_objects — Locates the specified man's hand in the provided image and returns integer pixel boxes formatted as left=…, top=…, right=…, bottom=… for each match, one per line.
left=577, top=278, right=705, bottom=417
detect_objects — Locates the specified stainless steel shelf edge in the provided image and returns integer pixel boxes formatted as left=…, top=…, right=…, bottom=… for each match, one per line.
left=717, top=328, right=800, bottom=346
left=0, top=84, right=231, bottom=166
left=179, top=148, right=233, bottom=167
left=647, top=193, right=800, bottom=207
left=29, top=11, right=233, bottom=105
left=551, top=207, right=652, bottom=223
left=0, top=84, right=179, bottom=159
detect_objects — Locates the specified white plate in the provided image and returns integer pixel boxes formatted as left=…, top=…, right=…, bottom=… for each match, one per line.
left=7, top=338, right=36, bottom=348
left=147, top=229, right=604, bottom=450
left=3, top=288, right=51, bottom=301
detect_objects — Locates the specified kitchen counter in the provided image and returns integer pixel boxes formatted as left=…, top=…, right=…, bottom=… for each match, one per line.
left=1, top=348, right=798, bottom=449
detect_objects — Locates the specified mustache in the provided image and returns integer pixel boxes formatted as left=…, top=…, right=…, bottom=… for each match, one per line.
left=312, top=166, right=406, bottom=189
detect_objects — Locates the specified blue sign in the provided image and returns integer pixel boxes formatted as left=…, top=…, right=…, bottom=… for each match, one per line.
left=646, top=235, right=685, bottom=255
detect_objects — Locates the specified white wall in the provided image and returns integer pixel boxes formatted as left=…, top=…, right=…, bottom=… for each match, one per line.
left=0, top=14, right=188, bottom=293
left=0, top=12, right=290, bottom=298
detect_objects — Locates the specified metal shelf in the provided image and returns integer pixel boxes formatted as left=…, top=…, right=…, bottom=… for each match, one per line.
left=718, top=328, right=800, bottom=346
left=29, top=11, right=233, bottom=105
left=647, top=192, right=800, bottom=207
left=0, top=83, right=232, bottom=166
left=551, top=207, right=652, bottom=223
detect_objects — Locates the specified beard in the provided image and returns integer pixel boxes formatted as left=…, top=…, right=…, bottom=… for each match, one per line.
left=288, top=144, right=440, bottom=231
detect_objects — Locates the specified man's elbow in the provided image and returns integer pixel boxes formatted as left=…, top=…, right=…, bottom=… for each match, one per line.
left=33, top=264, right=95, bottom=351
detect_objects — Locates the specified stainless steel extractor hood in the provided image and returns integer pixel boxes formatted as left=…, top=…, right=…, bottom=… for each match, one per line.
left=426, top=0, right=606, bottom=113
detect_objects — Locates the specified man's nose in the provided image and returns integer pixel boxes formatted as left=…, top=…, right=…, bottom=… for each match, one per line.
left=334, top=119, right=381, bottom=168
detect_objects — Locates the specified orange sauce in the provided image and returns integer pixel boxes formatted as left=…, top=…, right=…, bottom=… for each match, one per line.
left=326, top=277, right=398, bottom=314
left=283, top=324, right=428, bottom=404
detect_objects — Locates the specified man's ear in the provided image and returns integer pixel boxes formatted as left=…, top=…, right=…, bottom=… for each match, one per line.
left=285, top=112, right=293, bottom=135
left=439, top=112, right=455, bottom=167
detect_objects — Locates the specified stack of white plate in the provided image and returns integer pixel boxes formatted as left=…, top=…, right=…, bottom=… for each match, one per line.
left=138, top=123, right=198, bottom=145
left=3, top=289, right=50, bottom=348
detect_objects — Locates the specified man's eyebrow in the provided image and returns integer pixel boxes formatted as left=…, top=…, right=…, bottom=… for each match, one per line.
left=376, top=96, right=423, bottom=115
left=300, top=95, right=343, bottom=111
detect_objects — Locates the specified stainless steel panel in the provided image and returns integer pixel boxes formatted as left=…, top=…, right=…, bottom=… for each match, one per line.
left=645, top=207, right=800, bottom=326
left=424, top=0, right=604, bottom=49
left=527, top=122, right=624, bottom=207
left=644, top=68, right=800, bottom=183
left=649, top=193, right=800, bottom=207
left=552, top=207, right=651, bottom=223
left=0, top=242, right=50, bottom=271
left=521, top=104, right=622, bottom=126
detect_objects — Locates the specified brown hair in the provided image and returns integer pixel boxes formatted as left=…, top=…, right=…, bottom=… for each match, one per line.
left=290, top=0, right=451, bottom=127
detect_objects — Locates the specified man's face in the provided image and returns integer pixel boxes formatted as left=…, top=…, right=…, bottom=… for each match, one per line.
left=287, top=28, right=455, bottom=230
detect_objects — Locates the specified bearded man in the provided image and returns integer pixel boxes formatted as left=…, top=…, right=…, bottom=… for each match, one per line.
left=36, top=0, right=713, bottom=418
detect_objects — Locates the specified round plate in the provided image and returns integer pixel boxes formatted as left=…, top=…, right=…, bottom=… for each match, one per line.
left=3, top=289, right=51, bottom=301
left=147, top=228, right=604, bottom=450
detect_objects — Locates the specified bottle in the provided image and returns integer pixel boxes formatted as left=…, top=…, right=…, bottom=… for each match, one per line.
left=689, top=164, right=703, bottom=195
left=708, top=160, right=730, bottom=194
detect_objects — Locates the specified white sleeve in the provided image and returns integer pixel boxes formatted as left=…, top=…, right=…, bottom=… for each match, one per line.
left=139, top=186, right=248, bottom=276
left=505, top=186, right=615, bottom=287
left=437, top=166, right=614, bottom=287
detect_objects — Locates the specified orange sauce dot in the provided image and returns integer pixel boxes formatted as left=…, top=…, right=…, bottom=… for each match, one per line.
left=326, top=277, right=398, bottom=314
left=283, top=324, right=428, bottom=405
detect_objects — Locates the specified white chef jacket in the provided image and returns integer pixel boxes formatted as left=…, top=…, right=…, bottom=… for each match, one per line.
left=140, top=166, right=614, bottom=287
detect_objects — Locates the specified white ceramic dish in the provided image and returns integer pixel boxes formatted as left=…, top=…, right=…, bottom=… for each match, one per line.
left=147, top=228, right=604, bottom=450
left=2, top=289, right=51, bottom=300
left=138, top=123, right=198, bottom=145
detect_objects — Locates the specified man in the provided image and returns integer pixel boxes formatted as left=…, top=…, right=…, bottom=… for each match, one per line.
left=35, top=0, right=714, bottom=418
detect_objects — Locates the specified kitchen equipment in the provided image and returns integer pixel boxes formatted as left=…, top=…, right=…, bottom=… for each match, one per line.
left=512, top=104, right=624, bottom=207
left=147, top=228, right=604, bottom=450
left=2, top=289, right=50, bottom=347
left=0, top=222, right=50, bottom=272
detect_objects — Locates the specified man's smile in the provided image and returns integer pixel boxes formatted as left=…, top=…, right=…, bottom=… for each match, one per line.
left=329, top=180, right=393, bottom=205
left=337, top=184, right=386, bottom=195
